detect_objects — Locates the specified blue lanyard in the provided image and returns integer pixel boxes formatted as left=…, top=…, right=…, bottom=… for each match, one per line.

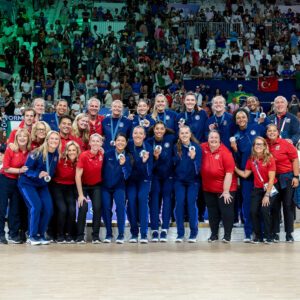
left=110, top=117, right=121, bottom=141
left=115, top=150, right=125, bottom=160
left=55, top=113, right=59, bottom=128
left=185, top=110, right=194, bottom=123
left=214, top=113, right=225, bottom=127
left=46, top=153, right=54, bottom=174
left=134, top=142, right=145, bottom=154
left=157, top=112, right=166, bottom=123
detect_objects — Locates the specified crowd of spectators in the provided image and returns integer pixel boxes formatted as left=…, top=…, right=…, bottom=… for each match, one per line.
left=0, top=0, right=299, bottom=120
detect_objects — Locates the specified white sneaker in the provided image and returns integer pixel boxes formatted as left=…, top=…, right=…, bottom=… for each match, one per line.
left=243, top=238, right=251, bottom=243
left=175, top=237, right=183, bottom=243
left=129, top=237, right=138, bottom=243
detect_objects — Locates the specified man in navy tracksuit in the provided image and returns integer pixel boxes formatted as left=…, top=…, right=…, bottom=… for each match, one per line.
left=268, top=96, right=300, bottom=145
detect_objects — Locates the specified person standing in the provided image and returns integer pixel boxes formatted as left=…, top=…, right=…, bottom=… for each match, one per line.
left=266, top=124, right=299, bottom=242
left=201, top=130, right=237, bottom=243
left=102, top=133, right=131, bottom=244
left=51, top=141, right=81, bottom=243
left=0, top=129, right=31, bottom=244
left=18, top=131, right=60, bottom=245
left=127, top=126, right=153, bottom=243
left=235, top=136, right=278, bottom=244
left=75, top=133, right=104, bottom=243
left=173, top=126, right=202, bottom=243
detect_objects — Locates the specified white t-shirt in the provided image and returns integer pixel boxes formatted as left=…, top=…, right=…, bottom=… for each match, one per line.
left=21, top=82, right=31, bottom=93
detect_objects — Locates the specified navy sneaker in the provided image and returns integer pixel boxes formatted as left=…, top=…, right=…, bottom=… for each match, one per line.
left=28, top=237, right=41, bottom=246
left=160, top=230, right=168, bottom=243
left=151, top=231, right=159, bottom=242
left=116, top=234, right=124, bottom=244
left=56, top=236, right=66, bottom=244
left=39, top=237, right=50, bottom=245
left=129, top=236, right=138, bottom=243
left=8, top=235, right=22, bottom=244
left=140, top=235, right=148, bottom=244
left=273, top=233, right=280, bottom=243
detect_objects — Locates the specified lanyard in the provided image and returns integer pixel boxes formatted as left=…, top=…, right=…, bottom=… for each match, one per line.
left=214, top=113, right=225, bottom=127
left=157, top=112, right=166, bottom=123
left=110, top=117, right=121, bottom=141
left=46, top=153, right=54, bottom=174
left=185, top=110, right=194, bottom=123
left=134, top=142, right=145, bottom=154
left=253, top=160, right=265, bottom=183
left=275, top=116, right=287, bottom=136
left=55, top=113, right=59, bottom=128
left=115, top=150, right=125, bottom=160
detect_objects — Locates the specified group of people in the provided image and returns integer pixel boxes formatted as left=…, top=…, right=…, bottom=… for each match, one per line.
left=0, top=92, right=299, bottom=246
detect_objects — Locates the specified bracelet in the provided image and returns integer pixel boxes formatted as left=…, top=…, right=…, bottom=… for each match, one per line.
left=293, top=175, right=299, bottom=179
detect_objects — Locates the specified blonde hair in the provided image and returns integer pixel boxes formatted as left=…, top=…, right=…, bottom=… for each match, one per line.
left=32, top=131, right=61, bottom=161
left=31, top=121, right=51, bottom=143
left=89, top=133, right=104, bottom=143
left=251, top=137, right=272, bottom=165
left=13, top=128, right=31, bottom=152
left=176, top=125, right=199, bottom=158
left=62, top=140, right=81, bottom=163
left=72, top=113, right=90, bottom=144
left=151, top=93, right=167, bottom=121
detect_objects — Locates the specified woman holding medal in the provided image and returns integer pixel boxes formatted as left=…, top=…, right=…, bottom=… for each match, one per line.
left=148, top=121, right=176, bottom=242
left=129, top=99, right=155, bottom=137
left=235, top=136, right=278, bottom=244
left=127, top=126, right=153, bottom=243
left=266, top=124, right=299, bottom=242
left=0, top=129, right=31, bottom=244
left=151, top=94, right=177, bottom=131
left=50, top=141, right=81, bottom=243
left=205, top=95, right=234, bottom=150
left=231, top=108, right=266, bottom=242
left=72, top=113, right=90, bottom=151
left=75, top=133, right=104, bottom=244
left=102, top=133, right=132, bottom=244
left=176, top=92, right=208, bottom=143
left=173, top=125, right=202, bottom=243
left=18, top=131, right=60, bottom=245
left=102, top=100, right=132, bottom=151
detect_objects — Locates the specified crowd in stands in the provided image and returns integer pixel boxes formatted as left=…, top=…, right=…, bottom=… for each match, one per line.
left=0, top=0, right=299, bottom=120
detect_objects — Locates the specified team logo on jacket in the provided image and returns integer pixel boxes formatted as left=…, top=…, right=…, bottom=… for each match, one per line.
left=223, top=120, right=227, bottom=126
left=119, top=122, right=124, bottom=128
left=54, top=157, right=58, bottom=162
left=275, top=145, right=280, bottom=150
left=250, top=130, right=256, bottom=135
left=195, top=115, right=200, bottom=120
left=215, top=154, right=220, bottom=159
left=164, top=142, right=170, bottom=148
left=286, top=118, right=291, bottom=123
left=166, top=115, right=170, bottom=120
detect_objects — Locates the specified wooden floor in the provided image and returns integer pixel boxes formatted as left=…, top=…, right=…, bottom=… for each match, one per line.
left=1, top=242, right=300, bottom=300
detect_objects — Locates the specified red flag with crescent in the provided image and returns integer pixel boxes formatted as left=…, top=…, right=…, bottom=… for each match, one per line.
left=258, top=77, right=278, bottom=92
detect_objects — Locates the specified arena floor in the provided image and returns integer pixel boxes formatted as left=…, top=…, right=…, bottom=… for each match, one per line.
left=1, top=240, right=300, bottom=300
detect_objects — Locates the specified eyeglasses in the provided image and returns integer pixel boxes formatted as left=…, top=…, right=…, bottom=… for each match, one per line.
left=254, top=143, right=264, bottom=146
left=37, top=128, right=46, bottom=132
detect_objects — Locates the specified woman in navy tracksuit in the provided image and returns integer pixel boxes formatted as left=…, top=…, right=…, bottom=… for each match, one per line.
left=151, top=93, right=177, bottom=131
left=173, top=125, right=202, bottom=243
left=147, top=121, right=176, bottom=242
left=231, top=108, right=266, bottom=242
left=127, top=126, right=153, bottom=244
left=102, top=133, right=132, bottom=244
left=176, top=92, right=208, bottom=142
left=130, top=99, right=155, bottom=137
left=18, top=131, right=60, bottom=245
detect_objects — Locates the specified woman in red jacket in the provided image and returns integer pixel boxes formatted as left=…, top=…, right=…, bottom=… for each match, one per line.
left=75, top=133, right=104, bottom=243
left=50, top=141, right=81, bottom=243
left=266, top=124, right=299, bottom=243
left=0, top=128, right=31, bottom=244
left=235, top=137, right=278, bottom=244
left=201, top=130, right=237, bottom=243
